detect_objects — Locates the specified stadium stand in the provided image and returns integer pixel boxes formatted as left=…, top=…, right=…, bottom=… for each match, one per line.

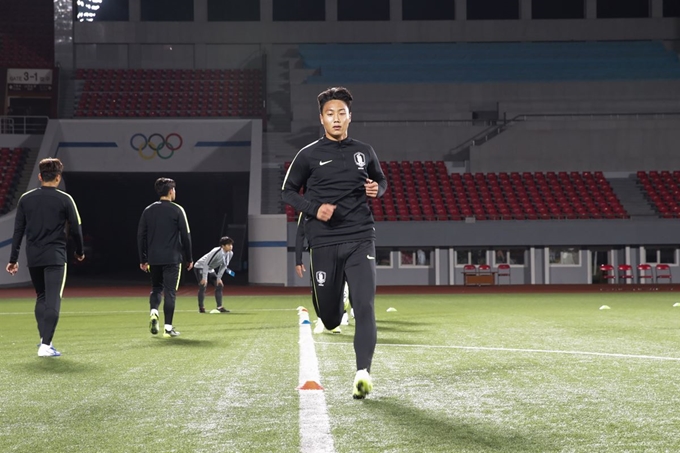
left=73, top=69, right=263, bottom=118
left=0, top=1, right=54, bottom=67
left=283, top=160, right=629, bottom=221
left=0, top=147, right=28, bottom=214
left=299, top=41, right=680, bottom=84
left=636, top=170, right=680, bottom=218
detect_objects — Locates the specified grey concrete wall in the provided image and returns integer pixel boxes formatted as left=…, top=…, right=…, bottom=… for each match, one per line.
left=285, top=219, right=680, bottom=286
left=471, top=118, right=680, bottom=172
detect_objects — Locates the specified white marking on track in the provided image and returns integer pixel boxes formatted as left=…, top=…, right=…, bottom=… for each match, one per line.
left=316, top=341, right=680, bottom=362
left=0, top=308, right=294, bottom=316
left=298, top=313, right=335, bottom=453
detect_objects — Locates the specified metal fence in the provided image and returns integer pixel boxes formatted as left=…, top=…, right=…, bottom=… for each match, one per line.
left=0, top=116, right=49, bottom=134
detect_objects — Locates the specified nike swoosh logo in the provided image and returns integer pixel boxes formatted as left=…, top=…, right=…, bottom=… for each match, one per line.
left=319, top=160, right=333, bottom=166
left=367, top=255, right=375, bottom=260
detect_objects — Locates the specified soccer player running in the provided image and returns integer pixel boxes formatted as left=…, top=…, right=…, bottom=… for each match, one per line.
left=282, top=87, right=387, bottom=399
left=137, top=177, right=193, bottom=338
left=193, top=236, right=235, bottom=313
left=6, top=158, right=85, bottom=357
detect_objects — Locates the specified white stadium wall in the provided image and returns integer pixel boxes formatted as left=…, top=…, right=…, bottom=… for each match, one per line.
left=248, top=214, right=287, bottom=286
left=0, top=119, right=271, bottom=288
left=470, top=117, right=680, bottom=173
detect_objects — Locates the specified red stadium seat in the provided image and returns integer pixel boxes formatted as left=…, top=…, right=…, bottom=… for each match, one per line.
left=655, top=264, right=672, bottom=283
left=600, top=264, right=616, bottom=282
left=637, top=264, right=653, bottom=283
left=617, top=264, right=634, bottom=283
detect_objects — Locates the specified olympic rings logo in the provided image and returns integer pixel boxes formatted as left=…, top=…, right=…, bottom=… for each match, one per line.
left=130, top=133, right=183, bottom=160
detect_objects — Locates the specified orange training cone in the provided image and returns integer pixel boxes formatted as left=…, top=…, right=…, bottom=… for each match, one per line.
left=296, top=380, right=324, bottom=390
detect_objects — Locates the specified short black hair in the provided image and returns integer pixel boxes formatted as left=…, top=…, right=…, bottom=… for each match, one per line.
left=39, top=158, right=63, bottom=182
left=317, top=86, right=353, bottom=113
left=219, top=236, right=234, bottom=246
left=155, top=177, right=176, bottom=197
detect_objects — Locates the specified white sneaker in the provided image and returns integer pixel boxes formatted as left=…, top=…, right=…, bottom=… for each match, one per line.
left=341, top=312, right=349, bottom=326
left=38, top=344, right=61, bottom=357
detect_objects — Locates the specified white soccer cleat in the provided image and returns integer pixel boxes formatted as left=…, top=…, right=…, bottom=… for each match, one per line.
left=343, top=283, right=350, bottom=312
left=341, top=312, right=349, bottom=326
left=353, top=369, right=373, bottom=399
left=313, top=319, right=325, bottom=334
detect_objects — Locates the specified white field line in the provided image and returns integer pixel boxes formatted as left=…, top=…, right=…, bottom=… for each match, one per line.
left=316, top=341, right=680, bottom=362
left=0, top=308, right=295, bottom=316
left=298, top=311, right=335, bottom=453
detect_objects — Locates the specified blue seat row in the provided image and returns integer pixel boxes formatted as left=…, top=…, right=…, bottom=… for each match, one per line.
left=299, top=41, right=680, bottom=83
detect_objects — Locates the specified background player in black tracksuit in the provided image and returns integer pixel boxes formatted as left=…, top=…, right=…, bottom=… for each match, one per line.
left=6, top=158, right=85, bottom=357
left=137, top=177, right=193, bottom=338
left=282, top=87, right=387, bottom=399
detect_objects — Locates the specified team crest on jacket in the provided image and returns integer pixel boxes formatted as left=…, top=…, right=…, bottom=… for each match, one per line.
left=353, top=152, right=366, bottom=170
left=316, top=271, right=327, bottom=286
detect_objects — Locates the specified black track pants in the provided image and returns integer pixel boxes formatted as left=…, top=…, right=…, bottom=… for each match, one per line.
left=310, top=240, right=377, bottom=372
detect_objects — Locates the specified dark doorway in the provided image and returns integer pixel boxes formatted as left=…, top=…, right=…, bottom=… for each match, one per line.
left=62, top=172, right=249, bottom=285
left=592, top=248, right=613, bottom=284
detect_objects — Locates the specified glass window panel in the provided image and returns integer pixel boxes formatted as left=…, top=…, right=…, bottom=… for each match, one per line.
left=467, top=0, right=519, bottom=20
left=403, top=0, right=455, bottom=20
left=597, top=0, right=649, bottom=18
left=141, top=0, right=194, bottom=21
left=456, top=250, right=471, bottom=265
left=494, top=250, right=508, bottom=264
left=339, top=0, right=390, bottom=20
left=78, top=0, right=130, bottom=22
left=208, top=0, right=260, bottom=21
left=376, top=248, right=392, bottom=267
left=532, top=0, right=584, bottom=19
left=471, top=250, right=487, bottom=265
left=645, top=247, right=659, bottom=263
left=273, top=0, right=325, bottom=21
left=664, top=0, right=680, bottom=17
left=415, top=249, right=430, bottom=266
left=659, top=247, right=676, bottom=264
left=400, top=250, right=415, bottom=266
left=550, top=247, right=580, bottom=265
left=509, top=248, right=526, bottom=265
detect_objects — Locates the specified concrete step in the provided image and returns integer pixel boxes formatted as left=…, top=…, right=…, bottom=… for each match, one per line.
left=608, top=177, right=656, bottom=217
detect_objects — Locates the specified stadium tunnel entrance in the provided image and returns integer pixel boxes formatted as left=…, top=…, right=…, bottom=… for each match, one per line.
left=63, top=171, right=250, bottom=286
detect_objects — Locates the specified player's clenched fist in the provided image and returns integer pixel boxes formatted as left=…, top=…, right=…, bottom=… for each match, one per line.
left=365, top=179, right=379, bottom=198
left=316, top=203, right=336, bottom=222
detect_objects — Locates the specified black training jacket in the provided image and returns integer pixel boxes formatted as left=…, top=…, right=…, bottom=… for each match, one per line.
left=281, top=136, right=387, bottom=248
left=137, top=200, right=193, bottom=265
left=9, top=186, right=84, bottom=267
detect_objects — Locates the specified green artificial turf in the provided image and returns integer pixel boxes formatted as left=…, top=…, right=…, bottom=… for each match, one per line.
left=1, top=292, right=679, bottom=452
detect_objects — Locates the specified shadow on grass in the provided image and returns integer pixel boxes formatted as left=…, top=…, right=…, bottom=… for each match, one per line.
left=365, top=398, right=554, bottom=452
left=376, top=325, right=428, bottom=334
left=376, top=319, right=431, bottom=335
left=376, top=337, right=425, bottom=346
left=377, top=319, right=430, bottom=327
left=18, top=358, right=95, bottom=374
left=199, top=312, right=250, bottom=316
left=223, top=324, right=296, bottom=332
left=152, top=338, right=217, bottom=348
